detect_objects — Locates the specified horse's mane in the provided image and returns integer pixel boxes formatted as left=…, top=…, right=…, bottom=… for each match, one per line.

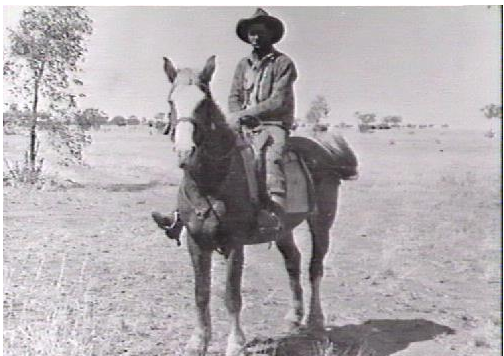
left=203, top=94, right=232, bottom=130
left=189, top=94, right=237, bottom=196
left=197, top=94, right=236, bottom=144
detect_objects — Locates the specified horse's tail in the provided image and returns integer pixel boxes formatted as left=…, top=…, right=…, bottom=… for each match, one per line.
left=287, top=134, right=358, bottom=181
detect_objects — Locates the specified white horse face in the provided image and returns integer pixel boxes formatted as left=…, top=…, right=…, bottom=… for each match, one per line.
left=170, top=76, right=205, bottom=167
left=163, top=56, right=216, bottom=168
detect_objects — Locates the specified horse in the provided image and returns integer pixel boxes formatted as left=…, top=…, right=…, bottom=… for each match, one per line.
left=161, top=55, right=356, bottom=356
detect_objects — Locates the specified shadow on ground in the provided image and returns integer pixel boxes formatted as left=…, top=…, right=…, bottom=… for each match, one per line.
left=244, top=319, right=455, bottom=356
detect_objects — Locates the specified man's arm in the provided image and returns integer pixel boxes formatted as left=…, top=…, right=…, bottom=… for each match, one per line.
left=237, top=56, right=297, bottom=120
left=228, top=60, right=246, bottom=113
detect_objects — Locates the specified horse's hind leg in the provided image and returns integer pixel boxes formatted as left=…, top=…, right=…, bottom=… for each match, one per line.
left=276, top=231, right=304, bottom=331
left=307, top=178, right=339, bottom=330
left=225, top=245, right=246, bottom=356
left=186, top=233, right=213, bottom=356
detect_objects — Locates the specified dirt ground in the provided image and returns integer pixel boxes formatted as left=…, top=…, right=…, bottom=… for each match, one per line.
left=3, top=125, right=501, bottom=355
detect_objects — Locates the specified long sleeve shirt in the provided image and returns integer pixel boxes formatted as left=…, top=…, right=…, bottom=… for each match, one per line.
left=228, top=49, right=297, bottom=129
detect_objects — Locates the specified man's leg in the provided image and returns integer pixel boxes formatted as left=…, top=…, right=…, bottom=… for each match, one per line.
left=264, top=125, right=287, bottom=213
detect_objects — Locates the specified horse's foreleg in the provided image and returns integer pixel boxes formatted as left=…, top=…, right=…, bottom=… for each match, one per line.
left=225, top=245, right=246, bottom=356
left=306, top=179, right=338, bottom=330
left=276, top=231, right=304, bottom=331
left=186, top=233, right=213, bottom=356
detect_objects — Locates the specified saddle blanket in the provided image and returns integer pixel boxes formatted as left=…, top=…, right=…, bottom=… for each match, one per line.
left=284, top=151, right=310, bottom=213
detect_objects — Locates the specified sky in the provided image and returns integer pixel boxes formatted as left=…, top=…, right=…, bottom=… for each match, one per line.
left=3, top=6, right=502, bottom=128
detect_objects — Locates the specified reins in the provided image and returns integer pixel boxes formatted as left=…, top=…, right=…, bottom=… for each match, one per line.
left=176, top=95, right=237, bottom=255
left=198, top=140, right=236, bottom=162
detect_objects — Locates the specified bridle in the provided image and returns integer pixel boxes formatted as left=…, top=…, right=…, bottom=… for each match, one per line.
left=167, top=84, right=235, bottom=164
left=166, top=81, right=236, bottom=251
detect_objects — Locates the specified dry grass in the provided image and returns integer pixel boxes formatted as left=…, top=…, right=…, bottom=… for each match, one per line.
left=4, top=256, right=98, bottom=356
left=3, top=126, right=501, bottom=356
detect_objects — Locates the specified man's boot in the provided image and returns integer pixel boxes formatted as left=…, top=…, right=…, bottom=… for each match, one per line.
left=256, top=193, right=286, bottom=235
left=151, top=211, right=183, bottom=244
left=269, top=192, right=287, bottom=230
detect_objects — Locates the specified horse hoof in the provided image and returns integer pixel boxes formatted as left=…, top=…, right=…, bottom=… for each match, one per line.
left=284, top=308, right=304, bottom=333
left=226, top=333, right=246, bottom=356
left=185, top=333, right=209, bottom=356
left=184, top=349, right=204, bottom=356
left=225, top=344, right=245, bottom=356
left=185, top=344, right=207, bottom=356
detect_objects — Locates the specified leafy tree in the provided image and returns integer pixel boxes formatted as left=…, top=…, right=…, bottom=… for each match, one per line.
left=154, top=112, right=166, bottom=122
left=74, top=108, right=108, bottom=130
left=155, top=120, right=167, bottom=132
left=306, top=95, right=330, bottom=124
left=127, top=115, right=140, bottom=125
left=480, top=103, right=502, bottom=138
left=111, top=115, right=127, bottom=126
left=3, top=6, right=93, bottom=176
left=382, top=115, right=402, bottom=124
left=47, top=120, right=92, bottom=166
left=480, top=104, right=502, bottom=120
left=354, top=111, right=376, bottom=124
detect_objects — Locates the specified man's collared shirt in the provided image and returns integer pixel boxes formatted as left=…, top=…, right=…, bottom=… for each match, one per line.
left=228, top=48, right=297, bottom=129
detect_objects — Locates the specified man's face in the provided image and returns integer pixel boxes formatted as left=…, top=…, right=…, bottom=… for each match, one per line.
left=247, top=23, right=273, bottom=50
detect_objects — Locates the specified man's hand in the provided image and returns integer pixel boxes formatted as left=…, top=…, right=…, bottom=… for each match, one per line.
left=239, top=115, right=261, bottom=129
left=227, top=111, right=261, bottom=131
left=227, top=111, right=244, bottom=129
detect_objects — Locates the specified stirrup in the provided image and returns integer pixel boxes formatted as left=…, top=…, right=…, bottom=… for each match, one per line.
left=256, top=209, right=283, bottom=239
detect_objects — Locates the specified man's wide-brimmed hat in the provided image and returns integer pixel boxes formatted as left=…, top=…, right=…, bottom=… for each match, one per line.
left=236, top=8, right=285, bottom=44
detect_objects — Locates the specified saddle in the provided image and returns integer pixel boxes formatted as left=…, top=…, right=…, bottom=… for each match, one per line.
left=237, top=135, right=315, bottom=215
left=237, top=132, right=358, bottom=215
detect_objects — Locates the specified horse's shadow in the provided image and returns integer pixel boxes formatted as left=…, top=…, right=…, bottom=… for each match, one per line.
left=244, top=319, right=455, bottom=356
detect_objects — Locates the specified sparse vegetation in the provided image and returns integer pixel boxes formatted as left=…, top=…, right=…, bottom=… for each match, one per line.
left=480, top=103, right=502, bottom=138
left=4, top=6, right=93, bottom=182
left=480, top=103, right=502, bottom=120
left=382, top=115, right=402, bottom=126
left=110, top=115, right=127, bottom=126
left=74, top=108, right=109, bottom=130
left=306, top=95, right=330, bottom=125
left=355, top=112, right=377, bottom=132
left=3, top=144, right=44, bottom=187
left=47, top=120, right=92, bottom=166
left=3, top=127, right=500, bottom=355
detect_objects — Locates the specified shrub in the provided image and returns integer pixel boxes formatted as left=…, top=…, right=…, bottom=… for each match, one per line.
left=47, top=122, right=92, bottom=166
left=4, top=145, right=44, bottom=186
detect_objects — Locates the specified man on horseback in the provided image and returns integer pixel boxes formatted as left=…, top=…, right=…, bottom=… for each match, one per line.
left=152, top=8, right=297, bottom=239
left=228, top=8, right=297, bottom=228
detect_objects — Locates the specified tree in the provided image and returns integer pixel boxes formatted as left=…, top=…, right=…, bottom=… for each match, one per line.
left=127, top=115, right=140, bottom=125
left=354, top=111, right=376, bottom=124
left=154, top=112, right=166, bottom=121
left=382, top=115, right=403, bottom=125
left=74, top=108, right=108, bottom=130
left=480, top=103, right=502, bottom=137
left=306, top=95, right=330, bottom=124
left=355, top=111, right=377, bottom=133
left=3, top=6, right=92, bottom=177
left=111, top=115, right=127, bottom=126
left=480, top=104, right=502, bottom=120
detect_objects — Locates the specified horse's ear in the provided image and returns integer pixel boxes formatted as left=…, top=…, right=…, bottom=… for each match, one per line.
left=163, top=57, right=177, bottom=83
left=199, top=55, right=216, bottom=83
